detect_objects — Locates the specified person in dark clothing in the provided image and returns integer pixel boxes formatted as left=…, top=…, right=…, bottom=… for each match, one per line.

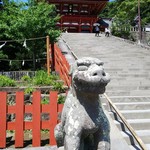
left=95, top=25, right=100, bottom=37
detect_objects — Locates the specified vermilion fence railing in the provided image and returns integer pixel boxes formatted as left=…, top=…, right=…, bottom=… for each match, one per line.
left=0, top=91, right=63, bottom=148
left=0, top=42, right=71, bottom=148
left=54, top=44, right=71, bottom=87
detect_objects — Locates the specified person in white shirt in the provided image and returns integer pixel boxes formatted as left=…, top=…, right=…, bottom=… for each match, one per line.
left=105, top=27, right=110, bottom=37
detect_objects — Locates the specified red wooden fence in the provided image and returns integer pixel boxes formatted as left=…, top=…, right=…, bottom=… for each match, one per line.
left=54, top=44, right=71, bottom=87
left=0, top=39, right=71, bottom=148
left=0, top=91, right=63, bottom=148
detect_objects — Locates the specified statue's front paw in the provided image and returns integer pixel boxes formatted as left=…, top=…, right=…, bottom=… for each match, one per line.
left=98, top=141, right=110, bottom=150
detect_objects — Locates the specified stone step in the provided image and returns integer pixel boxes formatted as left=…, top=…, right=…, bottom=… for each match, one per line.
left=146, top=144, right=150, bottom=150
left=107, top=86, right=138, bottom=91
left=107, top=85, right=150, bottom=91
left=130, top=90, right=150, bottom=96
left=127, top=119, right=150, bottom=130
left=110, top=73, right=150, bottom=76
left=135, top=130, right=150, bottom=144
left=109, top=110, right=150, bottom=120
left=103, top=102, right=150, bottom=110
left=145, top=144, right=150, bottom=150
left=108, top=76, right=150, bottom=80
left=105, top=91, right=131, bottom=96
left=106, top=67, right=150, bottom=71
left=130, top=144, right=150, bottom=150
left=121, top=130, right=150, bottom=145
left=107, top=79, right=150, bottom=89
left=106, top=84, right=150, bottom=92
left=114, top=119, right=150, bottom=131
left=107, top=70, right=150, bottom=74
left=120, top=110, right=150, bottom=120
left=106, top=89, right=150, bottom=96
left=102, top=96, right=150, bottom=103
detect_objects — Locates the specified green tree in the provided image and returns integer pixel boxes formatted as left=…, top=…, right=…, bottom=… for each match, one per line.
left=100, top=0, right=150, bottom=39
left=0, top=1, right=60, bottom=71
left=101, top=0, right=150, bottom=26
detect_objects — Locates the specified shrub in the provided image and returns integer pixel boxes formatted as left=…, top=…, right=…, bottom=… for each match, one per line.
left=32, top=70, right=60, bottom=86
left=111, top=27, right=130, bottom=39
left=41, top=98, right=49, bottom=104
left=58, top=95, right=66, bottom=104
left=24, top=87, right=35, bottom=94
left=52, top=81, right=65, bottom=92
left=49, top=73, right=59, bottom=80
left=21, top=75, right=32, bottom=82
left=0, top=75, right=16, bottom=87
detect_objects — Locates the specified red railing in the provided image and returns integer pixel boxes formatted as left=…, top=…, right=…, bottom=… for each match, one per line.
left=54, top=44, right=71, bottom=87
left=0, top=41, right=71, bottom=148
left=0, top=91, right=63, bottom=148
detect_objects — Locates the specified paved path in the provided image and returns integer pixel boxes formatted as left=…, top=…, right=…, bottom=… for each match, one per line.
left=62, top=33, right=150, bottom=97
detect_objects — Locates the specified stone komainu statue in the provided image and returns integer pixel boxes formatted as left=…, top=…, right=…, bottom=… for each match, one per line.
left=55, top=57, right=111, bottom=150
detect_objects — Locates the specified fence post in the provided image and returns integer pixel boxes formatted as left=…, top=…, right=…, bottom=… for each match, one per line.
left=49, top=91, right=58, bottom=145
left=46, top=35, right=50, bottom=75
left=15, top=91, right=24, bottom=147
left=32, top=91, right=41, bottom=147
left=0, top=92, right=7, bottom=148
left=51, top=43, right=55, bottom=72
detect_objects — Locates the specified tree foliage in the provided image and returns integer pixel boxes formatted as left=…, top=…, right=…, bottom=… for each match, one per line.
left=0, top=0, right=60, bottom=71
left=101, top=0, right=150, bottom=26
left=100, top=0, right=150, bottom=39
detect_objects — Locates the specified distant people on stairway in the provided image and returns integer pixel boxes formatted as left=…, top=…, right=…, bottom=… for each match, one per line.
left=95, top=25, right=100, bottom=37
left=105, top=27, right=110, bottom=37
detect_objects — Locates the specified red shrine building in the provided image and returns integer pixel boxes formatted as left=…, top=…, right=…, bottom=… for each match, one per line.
left=47, top=0, right=109, bottom=33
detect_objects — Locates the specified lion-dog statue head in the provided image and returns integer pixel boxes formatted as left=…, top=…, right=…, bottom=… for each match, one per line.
left=70, top=57, right=110, bottom=94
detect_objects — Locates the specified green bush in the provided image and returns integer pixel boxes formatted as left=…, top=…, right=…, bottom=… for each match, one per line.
left=41, top=98, right=49, bottom=104
left=24, top=87, right=35, bottom=94
left=32, top=70, right=60, bottom=86
left=112, top=28, right=130, bottom=40
left=0, top=75, right=16, bottom=87
left=21, top=75, right=32, bottom=82
left=58, top=95, right=65, bottom=104
left=48, top=73, right=59, bottom=81
left=52, top=81, right=65, bottom=92
left=0, top=70, right=66, bottom=93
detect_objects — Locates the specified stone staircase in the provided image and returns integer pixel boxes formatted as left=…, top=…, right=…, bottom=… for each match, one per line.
left=61, top=33, right=150, bottom=149
left=102, top=68, right=150, bottom=150
left=102, top=95, right=150, bottom=150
